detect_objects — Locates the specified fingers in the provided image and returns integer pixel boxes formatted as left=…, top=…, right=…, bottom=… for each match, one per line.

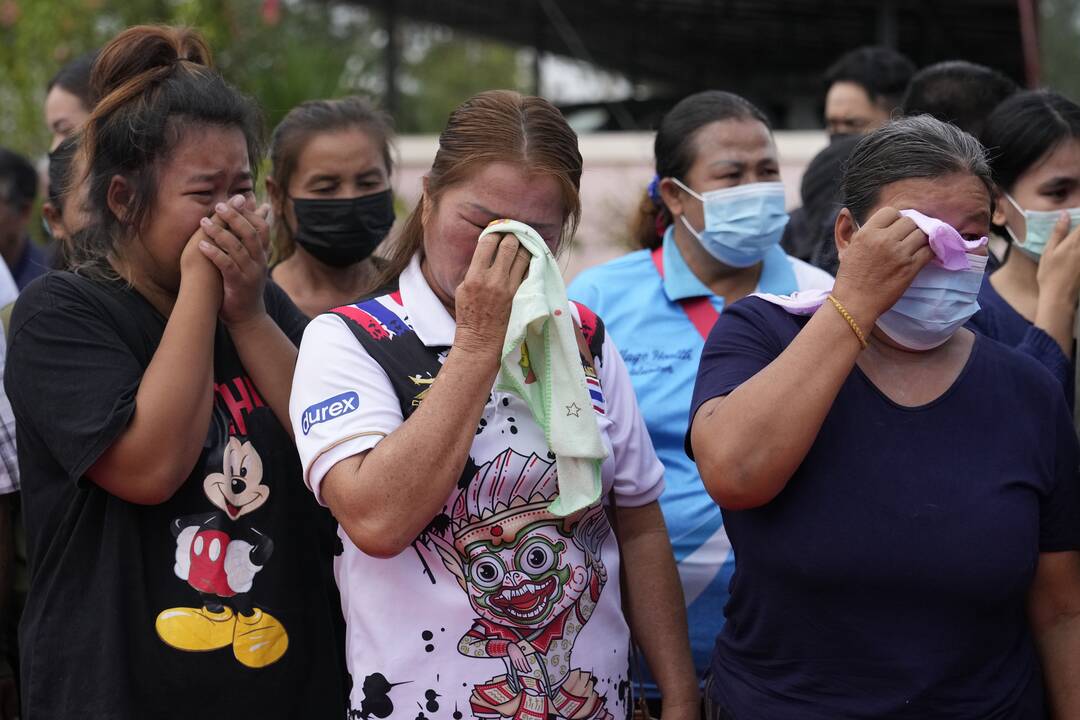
left=491, top=234, right=522, bottom=274
left=199, top=217, right=247, bottom=264
left=466, top=233, right=504, bottom=278
left=1043, top=211, right=1073, bottom=256
left=509, top=246, right=532, bottom=284
left=198, top=232, right=240, bottom=276
left=897, top=225, right=930, bottom=256
left=909, top=242, right=935, bottom=271
left=862, top=206, right=903, bottom=231
left=212, top=195, right=265, bottom=263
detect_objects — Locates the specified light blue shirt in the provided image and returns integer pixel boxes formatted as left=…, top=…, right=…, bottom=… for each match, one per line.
left=568, top=227, right=833, bottom=687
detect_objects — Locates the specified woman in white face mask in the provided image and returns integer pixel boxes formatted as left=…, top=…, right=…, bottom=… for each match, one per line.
left=568, top=91, right=832, bottom=708
left=689, top=115, right=1080, bottom=720
left=969, top=90, right=1080, bottom=397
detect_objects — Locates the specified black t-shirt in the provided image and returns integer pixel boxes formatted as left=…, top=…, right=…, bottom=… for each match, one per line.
left=7, top=272, right=346, bottom=719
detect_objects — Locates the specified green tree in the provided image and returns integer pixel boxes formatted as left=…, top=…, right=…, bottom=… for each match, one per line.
left=0, top=0, right=523, bottom=159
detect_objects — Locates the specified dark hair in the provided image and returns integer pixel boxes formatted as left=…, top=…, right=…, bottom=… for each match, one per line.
left=74, top=25, right=263, bottom=278
left=842, top=115, right=993, bottom=224
left=47, top=50, right=100, bottom=109
left=824, top=46, right=916, bottom=111
left=980, top=90, right=1080, bottom=193
left=47, top=135, right=80, bottom=210
left=0, top=147, right=38, bottom=210
left=802, top=135, right=861, bottom=274
left=269, top=96, right=395, bottom=261
left=901, top=61, right=1018, bottom=138
left=376, top=90, right=581, bottom=288
left=634, top=90, right=772, bottom=249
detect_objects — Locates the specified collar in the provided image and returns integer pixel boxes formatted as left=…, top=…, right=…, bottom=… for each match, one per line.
left=659, top=225, right=713, bottom=302
left=399, top=253, right=456, bottom=347
left=659, top=225, right=798, bottom=301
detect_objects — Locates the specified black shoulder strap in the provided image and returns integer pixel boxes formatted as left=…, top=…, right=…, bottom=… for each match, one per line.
left=328, top=285, right=446, bottom=420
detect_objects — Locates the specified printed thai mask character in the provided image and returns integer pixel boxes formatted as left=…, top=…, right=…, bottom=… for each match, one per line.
left=434, top=448, right=614, bottom=720
left=203, top=436, right=270, bottom=519
left=156, top=435, right=288, bottom=669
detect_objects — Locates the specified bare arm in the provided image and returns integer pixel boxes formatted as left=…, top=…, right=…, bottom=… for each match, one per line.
left=86, top=234, right=221, bottom=504
left=323, top=233, right=530, bottom=558
left=615, top=501, right=698, bottom=720
left=227, top=316, right=298, bottom=434
left=1030, top=551, right=1080, bottom=718
left=199, top=197, right=298, bottom=434
left=692, top=209, right=930, bottom=510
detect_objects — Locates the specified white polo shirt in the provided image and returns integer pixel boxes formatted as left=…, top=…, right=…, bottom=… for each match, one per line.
left=291, top=254, right=664, bottom=719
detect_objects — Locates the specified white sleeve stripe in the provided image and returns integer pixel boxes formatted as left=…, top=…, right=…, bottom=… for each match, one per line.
left=304, top=430, right=388, bottom=487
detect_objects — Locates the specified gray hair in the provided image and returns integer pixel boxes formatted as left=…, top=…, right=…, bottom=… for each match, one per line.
left=842, top=115, right=993, bottom=223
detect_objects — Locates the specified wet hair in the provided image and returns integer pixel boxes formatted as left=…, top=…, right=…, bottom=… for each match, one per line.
left=980, top=90, right=1080, bottom=193
left=47, top=50, right=100, bottom=109
left=375, top=90, right=581, bottom=287
left=73, top=25, right=262, bottom=278
left=269, top=96, right=395, bottom=261
left=0, top=147, right=38, bottom=211
left=901, top=61, right=1018, bottom=139
left=634, top=90, right=771, bottom=250
left=842, top=115, right=993, bottom=224
left=824, top=46, right=916, bottom=111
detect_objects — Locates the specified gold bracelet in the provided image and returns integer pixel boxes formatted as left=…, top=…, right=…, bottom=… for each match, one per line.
left=826, top=295, right=869, bottom=349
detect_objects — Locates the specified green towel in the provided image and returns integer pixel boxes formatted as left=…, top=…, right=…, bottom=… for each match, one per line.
left=479, top=219, right=607, bottom=516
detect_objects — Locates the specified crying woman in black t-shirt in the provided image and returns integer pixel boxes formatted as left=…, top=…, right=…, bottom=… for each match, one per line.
left=4, top=25, right=346, bottom=719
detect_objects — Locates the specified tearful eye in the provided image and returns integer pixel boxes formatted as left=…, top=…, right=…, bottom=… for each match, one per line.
left=469, top=555, right=505, bottom=590
left=517, top=540, right=555, bottom=575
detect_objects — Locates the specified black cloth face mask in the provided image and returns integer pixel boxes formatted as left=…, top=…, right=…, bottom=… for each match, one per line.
left=291, top=189, right=395, bottom=267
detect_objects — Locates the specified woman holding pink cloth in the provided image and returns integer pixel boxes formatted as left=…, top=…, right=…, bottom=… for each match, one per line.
left=689, top=115, right=1080, bottom=719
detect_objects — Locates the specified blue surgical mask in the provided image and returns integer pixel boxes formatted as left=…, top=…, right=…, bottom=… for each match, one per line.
left=875, top=252, right=988, bottom=351
left=1004, top=193, right=1080, bottom=260
left=671, top=179, right=789, bottom=268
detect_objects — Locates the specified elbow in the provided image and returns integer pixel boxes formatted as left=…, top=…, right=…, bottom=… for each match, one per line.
left=338, top=514, right=417, bottom=559
left=86, top=463, right=187, bottom=506
left=698, top=457, right=781, bottom=511
left=128, top=481, right=182, bottom=506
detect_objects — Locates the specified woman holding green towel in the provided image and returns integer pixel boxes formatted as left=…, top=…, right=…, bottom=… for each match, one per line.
left=290, top=90, right=697, bottom=720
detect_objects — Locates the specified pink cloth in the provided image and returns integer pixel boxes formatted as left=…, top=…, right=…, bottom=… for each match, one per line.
left=753, top=288, right=832, bottom=315
left=753, top=209, right=987, bottom=314
left=899, top=209, right=987, bottom=270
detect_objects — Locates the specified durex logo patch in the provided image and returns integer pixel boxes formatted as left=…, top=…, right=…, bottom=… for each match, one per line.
left=302, top=391, right=359, bottom=435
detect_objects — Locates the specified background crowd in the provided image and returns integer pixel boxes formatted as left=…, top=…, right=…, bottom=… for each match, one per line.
left=0, top=8, right=1079, bottom=720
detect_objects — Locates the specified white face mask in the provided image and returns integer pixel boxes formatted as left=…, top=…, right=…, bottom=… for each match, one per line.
left=874, top=252, right=988, bottom=350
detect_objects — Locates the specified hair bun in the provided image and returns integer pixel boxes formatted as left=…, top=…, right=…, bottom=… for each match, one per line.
left=91, top=25, right=212, bottom=103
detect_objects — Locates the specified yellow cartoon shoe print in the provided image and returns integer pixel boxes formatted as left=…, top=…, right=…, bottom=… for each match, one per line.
left=155, top=436, right=288, bottom=668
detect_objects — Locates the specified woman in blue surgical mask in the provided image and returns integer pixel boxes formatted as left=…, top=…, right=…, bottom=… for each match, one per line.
left=968, top=90, right=1080, bottom=399
left=689, top=115, right=1080, bottom=719
left=568, top=91, right=832, bottom=710
left=267, top=97, right=396, bottom=317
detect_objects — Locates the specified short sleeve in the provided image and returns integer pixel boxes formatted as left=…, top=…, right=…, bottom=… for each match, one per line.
left=5, top=276, right=142, bottom=483
left=566, top=272, right=601, bottom=312
left=264, top=279, right=310, bottom=347
left=687, top=298, right=799, bottom=458
left=1039, top=390, right=1080, bottom=552
left=596, top=329, right=664, bottom=507
left=290, top=313, right=404, bottom=505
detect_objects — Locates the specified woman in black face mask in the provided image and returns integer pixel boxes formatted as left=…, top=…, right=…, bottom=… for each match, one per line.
left=267, top=96, right=395, bottom=316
